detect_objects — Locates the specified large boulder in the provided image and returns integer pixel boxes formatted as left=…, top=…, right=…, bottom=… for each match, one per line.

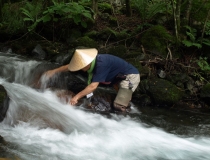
left=139, top=78, right=184, bottom=106
left=0, top=85, right=9, bottom=122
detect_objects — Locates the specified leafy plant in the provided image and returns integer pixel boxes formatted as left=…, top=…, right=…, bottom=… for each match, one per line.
left=42, top=1, right=93, bottom=27
left=20, top=2, right=42, bottom=31
left=20, top=0, right=93, bottom=31
left=182, top=25, right=210, bottom=48
left=2, top=3, right=24, bottom=34
left=132, top=0, right=168, bottom=23
left=182, top=26, right=202, bottom=48
left=197, top=57, right=210, bottom=71
left=204, top=21, right=210, bottom=35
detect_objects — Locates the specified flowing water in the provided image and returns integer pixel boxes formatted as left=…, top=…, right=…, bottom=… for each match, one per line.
left=0, top=52, right=210, bottom=160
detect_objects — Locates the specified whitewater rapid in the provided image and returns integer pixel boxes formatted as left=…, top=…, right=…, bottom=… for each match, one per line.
left=0, top=78, right=210, bottom=160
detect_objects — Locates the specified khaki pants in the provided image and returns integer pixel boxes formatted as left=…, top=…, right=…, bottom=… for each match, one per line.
left=119, top=74, right=140, bottom=92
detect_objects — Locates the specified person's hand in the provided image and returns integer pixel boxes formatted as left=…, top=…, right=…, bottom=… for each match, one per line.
left=70, top=96, right=79, bottom=106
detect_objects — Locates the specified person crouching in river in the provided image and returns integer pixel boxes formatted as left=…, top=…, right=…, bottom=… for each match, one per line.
left=45, top=48, right=140, bottom=112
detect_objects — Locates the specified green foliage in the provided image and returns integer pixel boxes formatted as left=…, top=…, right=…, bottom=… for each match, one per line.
left=42, top=1, right=93, bottom=27
left=20, top=1, right=94, bottom=31
left=182, top=26, right=202, bottom=48
left=204, top=21, right=210, bottom=36
left=20, top=2, right=42, bottom=31
left=197, top=57, right=210, bottom=71
left=98, top=2, right=112, bottom=14
left=132, top=0, right=168, bottom=23
left=182, top=26, right=210, bottom=48
left=191, top=0, right=210, bottom=22
left=1, top=2, right=25, bottom=34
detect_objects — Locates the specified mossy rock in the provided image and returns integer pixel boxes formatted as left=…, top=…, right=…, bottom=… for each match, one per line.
left=106, top=45, right=127, bottom=58
left=126, top=58, right=143, bottom=71
left=98, top=2, right=112, bottom=14
left=139, top=78, right=183, bottom=106
left=115, top=30, right=131, bottom=41
left=84, top=30, right=99, bottom=39
left=98, top=27, right=117, bottom=40
left=140, top=25, right=174, bottom=57
left=109, top=16, right=118, bottom=27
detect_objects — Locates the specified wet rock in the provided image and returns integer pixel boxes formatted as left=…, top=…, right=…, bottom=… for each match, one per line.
left=54, top=53, right=71, bottom=65
left=0, top=135, right=21, bottom=159
left=0, top=85, right=9, bottom=122
left=32, top=44, right=47, bottom=60
left=200, top=83, right=210, bottom=106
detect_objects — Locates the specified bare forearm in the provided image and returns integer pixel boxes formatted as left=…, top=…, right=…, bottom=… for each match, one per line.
left=54, top=65, right=69, bottom=73
left=76, top=82, right=98, bottom=99
left=70, top=82, right=99, bottom=105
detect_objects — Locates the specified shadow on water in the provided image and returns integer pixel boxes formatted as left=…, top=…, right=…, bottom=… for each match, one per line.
left=128, top=105, right=210, bottom=137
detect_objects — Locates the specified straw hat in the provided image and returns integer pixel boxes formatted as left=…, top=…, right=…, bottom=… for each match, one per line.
left=68, top=48, right=98, bottom=71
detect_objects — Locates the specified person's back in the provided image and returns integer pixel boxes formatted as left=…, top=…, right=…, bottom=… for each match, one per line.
left=92, top=54, right=139, bottom=84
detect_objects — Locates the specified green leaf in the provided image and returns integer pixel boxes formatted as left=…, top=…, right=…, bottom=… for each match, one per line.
left=81, top=21, right=87, bottom=28
left=182, top=40, right=193, bottom=47
left=41, top=15, right=52, bottom=22
left=23, top=18, right=34, bottom=22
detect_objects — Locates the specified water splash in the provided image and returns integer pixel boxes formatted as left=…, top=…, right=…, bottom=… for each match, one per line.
left=0, top=78, right=210, bottom=160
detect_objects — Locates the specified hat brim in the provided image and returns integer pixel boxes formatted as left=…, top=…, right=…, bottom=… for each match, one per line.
left=68, top=48, right=98, bottom=71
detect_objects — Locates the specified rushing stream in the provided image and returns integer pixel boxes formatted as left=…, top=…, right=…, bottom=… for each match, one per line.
left=0, top=52, right=210, bottom=160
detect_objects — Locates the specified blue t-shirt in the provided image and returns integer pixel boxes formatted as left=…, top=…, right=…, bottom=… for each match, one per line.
left=91, top=54, right=139, bottom=83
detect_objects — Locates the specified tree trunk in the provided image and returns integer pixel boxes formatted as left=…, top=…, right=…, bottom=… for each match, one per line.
left=171, top=0, right=179, bottom=42
left=171, top=0, right=182, bottom=43
left=176, top=0, right=181, bottom=36
left=184, top=0, right=192, bottom=26
left=92, top=0, right=98, bottom=19
left=125, top=0, right=132, bottom=17
left=201, top=9, right=210, bottom=41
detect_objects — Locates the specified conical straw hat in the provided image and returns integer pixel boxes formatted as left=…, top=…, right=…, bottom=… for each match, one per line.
left=68, top=48, right=98, bottom=71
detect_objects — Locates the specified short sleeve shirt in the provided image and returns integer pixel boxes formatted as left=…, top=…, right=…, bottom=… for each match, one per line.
left=91, top=54, right=139, bottom=83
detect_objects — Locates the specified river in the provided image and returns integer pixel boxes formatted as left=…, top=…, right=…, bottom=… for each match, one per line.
left=0, top=52, right=210, bottom=160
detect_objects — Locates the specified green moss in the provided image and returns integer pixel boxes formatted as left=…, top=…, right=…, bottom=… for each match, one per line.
left=98, top=3, right=112, bottom=14
left=98, top=27, right=117, bottom=40
left=73, top=36, right=98, bottom=48
left=115, top=30, right=131, bottom=40
left=140, top=78, right=183, bottom=105
left=141, top=25, right=174, bottom=57
left=109, top=16, right=118, bottom=27
left=85, top=30, right=98, bottom=39
left=107, top=45, right=127, bottom=58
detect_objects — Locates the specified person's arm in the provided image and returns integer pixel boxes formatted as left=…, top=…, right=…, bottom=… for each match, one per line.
left=45, top=64, right=69, bottom=78
left=70, top=82, right=99, bottom=105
